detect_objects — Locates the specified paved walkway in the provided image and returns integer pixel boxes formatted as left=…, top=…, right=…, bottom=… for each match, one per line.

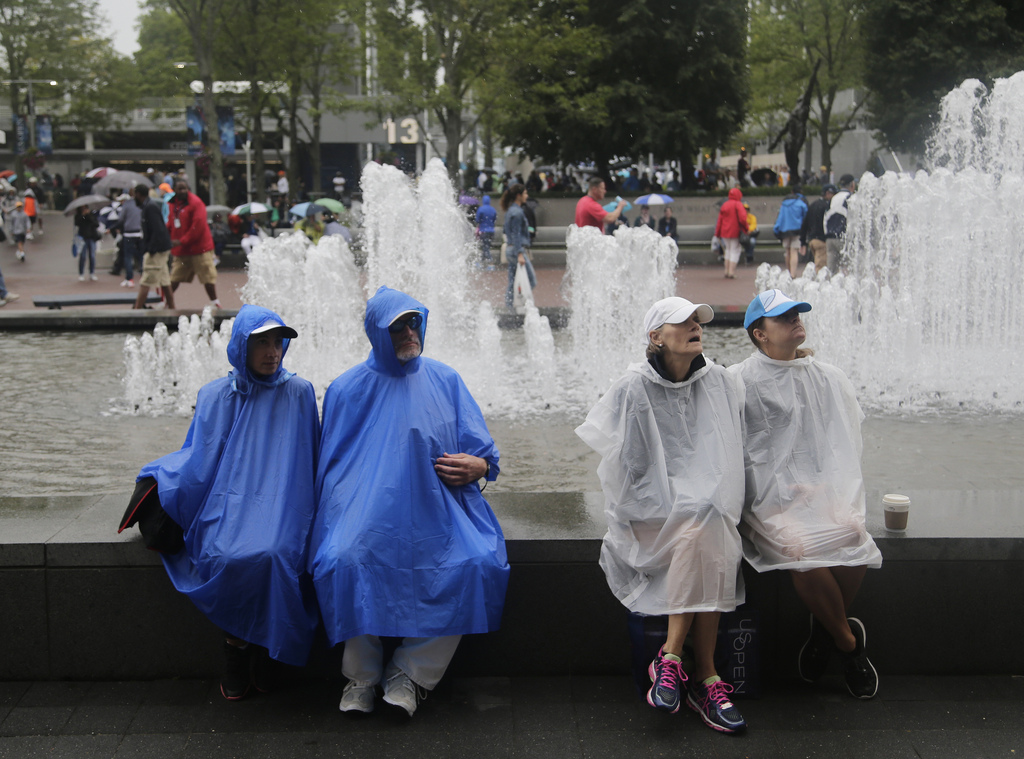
left=0, top=211, right=765, bottom=314
left=1, top=674, right=1021, bottom=758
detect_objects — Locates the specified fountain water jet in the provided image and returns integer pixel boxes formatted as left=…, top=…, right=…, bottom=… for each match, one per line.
left=756, top=73, right=1024, bottom=414
left=123, top=158, right=678, bottom=419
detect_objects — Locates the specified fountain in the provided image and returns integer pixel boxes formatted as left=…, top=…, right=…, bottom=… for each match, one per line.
left=123, top=158, right=678, bottom=420
left=755, top=73, right=1024, bottom=414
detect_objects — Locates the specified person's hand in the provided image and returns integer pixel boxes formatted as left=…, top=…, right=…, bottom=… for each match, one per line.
left=435, top=452, right=488, bottom=487
left=518, top=253, right=525, bottom=265
left=171, top=239, right=181, bottom=247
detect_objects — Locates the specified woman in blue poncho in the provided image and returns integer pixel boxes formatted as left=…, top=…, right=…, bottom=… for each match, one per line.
left=135, top=304, right=321, bottom=701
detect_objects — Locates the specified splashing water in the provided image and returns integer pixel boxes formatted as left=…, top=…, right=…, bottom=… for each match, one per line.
left=123, top=158, right=679, bottom=418
left=755, top=73, right=1024, bottom=414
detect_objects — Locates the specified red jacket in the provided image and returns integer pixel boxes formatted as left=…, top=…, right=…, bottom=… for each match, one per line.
left=167, top=191, right=214, bottom=256
left=714, top=187, right=748, bottom=239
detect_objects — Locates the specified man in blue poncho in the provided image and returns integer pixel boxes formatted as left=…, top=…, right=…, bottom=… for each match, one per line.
left=311, top=286, right=509, bottom=717
left=134, top=305, right=321, bottom=701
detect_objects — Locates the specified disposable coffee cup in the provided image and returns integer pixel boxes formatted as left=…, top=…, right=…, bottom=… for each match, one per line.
left=882, top=494, right=911, bottom=531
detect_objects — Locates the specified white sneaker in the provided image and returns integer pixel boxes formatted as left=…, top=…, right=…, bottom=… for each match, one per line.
left=78, top=275, right=85, bottom=282
left=16, top=251, right=24, bottom=261
left=0, top=299, right=6, bottom=307
left=120, top=279, right=134, bottom=288
left=3, top=293, right=18, bottom=302
left=383, top=671, right=424, bottom=716
left=90, top=274, right=98, bottom=281
left=210, top=299, right=222, bottom=309
left=338, top=681, right=375, bottom=713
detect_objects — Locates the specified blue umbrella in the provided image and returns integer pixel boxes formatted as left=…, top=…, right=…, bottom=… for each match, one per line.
left=634, top=193, right=674, bottom=205
left=290, top=201, right=326, bottom=217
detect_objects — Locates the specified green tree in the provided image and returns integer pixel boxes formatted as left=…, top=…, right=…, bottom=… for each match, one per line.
left=367, top=0, right=524, bottom=182
left=165, top=0, right=230, bottom=204
left=748, top=0, right=868, bottom=174
left=0, top=0, right=120, bottom=186
left=133, top=5, right=195, bottom=99
left=492, top=0, right=749, bottom=183
left=862, top=0, right=1024, bottom=154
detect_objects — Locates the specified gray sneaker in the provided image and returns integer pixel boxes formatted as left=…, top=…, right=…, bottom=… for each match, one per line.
left=383, top=671, right=425, bottom=716
left=338, top=680, right=375, bottom=713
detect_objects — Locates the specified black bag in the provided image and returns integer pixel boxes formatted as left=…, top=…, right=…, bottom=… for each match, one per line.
left=735, top=205, right=751, bottom=247
left=118, top=476, right=184, bottom=554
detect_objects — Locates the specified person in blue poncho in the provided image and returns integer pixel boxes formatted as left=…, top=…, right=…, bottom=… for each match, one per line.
left=311, top=286, right=508, bottom=717
left=135, top=305, right=321, bottom=701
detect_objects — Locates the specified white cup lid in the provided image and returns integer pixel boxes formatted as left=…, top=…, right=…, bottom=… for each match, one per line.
left=882, top=493, right=911, bottom=507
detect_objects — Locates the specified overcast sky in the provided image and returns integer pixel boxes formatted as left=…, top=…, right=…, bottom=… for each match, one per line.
left=98, top=0, right=142, bottom=57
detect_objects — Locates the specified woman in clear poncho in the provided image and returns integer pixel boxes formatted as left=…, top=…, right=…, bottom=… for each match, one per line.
left=731, top=289, right=882, bottom=700
left=576, top=297, right=747, bottom=734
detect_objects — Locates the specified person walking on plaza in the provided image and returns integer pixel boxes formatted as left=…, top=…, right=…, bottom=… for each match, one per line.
left=8, top=201, right=29, bottom=261
left=110, top=187, right=145, bottom=287
left=574, top=176, right=627, bottom=231
left=475, top=194, right=497, bottom=267
left=501, top=183, right=536, bottom=312
left=733, top=289, right=882, bottom=700
left=576, top=297, right=748, bottom=733
left=772, top=185, right=808, bottom=277
left=73, top=205, right=101, bottom=282
left=133, top=184, right=175, bottom=310
left=0, top=257, right=19, bottom=306
left=310, top=286, right=508, bottom=717
left=129, top=305, right=320, bottom=700
left=714, top=187, right=747, bottom=279
left=167, top=178, right=220, bottom=308
left=23, top=187, right=42, bottom=237
left=800, top=184, right=836, bottom=271
left=824, top=174, right=856, bottom=272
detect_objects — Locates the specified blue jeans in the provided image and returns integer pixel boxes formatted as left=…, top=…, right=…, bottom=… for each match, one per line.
left=505, top=250, right=537, bottom=310
left=78, top=239, right=97, bottom=275
left=123, top=237, right=143, bottom=281
left=0, top=262, right=7, bottom=298
left=479, top=231, right=494, bottom=263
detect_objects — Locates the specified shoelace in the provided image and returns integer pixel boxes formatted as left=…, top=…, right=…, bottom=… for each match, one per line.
left=654, top=656, right=684, bottom=690
left=704, top=679, right=736, bottom=707
left=387, top=674, right=428, bottom=706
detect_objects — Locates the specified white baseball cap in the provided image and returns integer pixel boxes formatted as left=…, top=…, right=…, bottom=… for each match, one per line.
left=643, top=297, right=714, bottom=337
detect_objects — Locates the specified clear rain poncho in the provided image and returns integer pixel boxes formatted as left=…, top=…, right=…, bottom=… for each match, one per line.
left=730, top=351, right=882, bottom=572
left=138, top=305, right=321, bottom=666
left=576, top=358, right=747, bottom=616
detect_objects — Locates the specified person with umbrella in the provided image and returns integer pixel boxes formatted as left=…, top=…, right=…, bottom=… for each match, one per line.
left=294, top=205, right=324, bottom=244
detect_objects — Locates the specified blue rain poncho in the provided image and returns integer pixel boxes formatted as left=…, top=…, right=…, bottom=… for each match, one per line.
left=576, top=358, right=747, bottom=615
left=310, top=286, right=508, bottom=644
left=138, top=304, right=321, bottom=666
left=730, top=351, right=882, bottom=572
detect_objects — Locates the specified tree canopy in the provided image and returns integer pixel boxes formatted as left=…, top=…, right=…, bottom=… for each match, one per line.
left=492, top=0, right=749, bottom=178
left=862, top=0, right=1024, bottom=154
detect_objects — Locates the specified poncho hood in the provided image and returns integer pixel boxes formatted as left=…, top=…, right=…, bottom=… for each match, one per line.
left=364, top=286, right=428, bottom=377
left=227, top=304, right=296, bottom=390
left=481, top=195, right=492, bottom=206
left=728, top=187, right=743, bottom=201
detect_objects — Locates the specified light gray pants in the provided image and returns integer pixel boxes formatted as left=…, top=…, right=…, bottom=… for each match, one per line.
left=342, top=634, right=462, bottom=690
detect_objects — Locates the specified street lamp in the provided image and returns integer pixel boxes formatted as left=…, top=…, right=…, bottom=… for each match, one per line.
left=1, top=79, right=58, bottom=149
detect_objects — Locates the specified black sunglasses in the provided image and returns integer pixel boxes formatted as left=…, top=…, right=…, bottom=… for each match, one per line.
left=388, top=313, right=423, bottom=333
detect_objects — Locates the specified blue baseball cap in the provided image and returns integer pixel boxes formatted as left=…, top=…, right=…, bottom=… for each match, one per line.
left=743, top=289, right=811, bottom=329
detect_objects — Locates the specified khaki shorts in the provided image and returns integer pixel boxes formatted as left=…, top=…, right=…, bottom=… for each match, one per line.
left=139, top=250, right=172, bottom=288
left=170, top=250, right=218, bottom=285
left=782, top=234, right=801, bottom=252
left=809, top=239, right=827, bottom=269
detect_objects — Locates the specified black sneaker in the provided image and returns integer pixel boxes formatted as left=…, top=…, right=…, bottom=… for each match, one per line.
left=220, top=641, right=252, bottom=701
left=250, top=645, right=275, bottom=694
left=798, top=614, right=833, bottom=682
left=686, top=676, right=746, bottom=733
left=842, top=617, right=879, bottom=699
